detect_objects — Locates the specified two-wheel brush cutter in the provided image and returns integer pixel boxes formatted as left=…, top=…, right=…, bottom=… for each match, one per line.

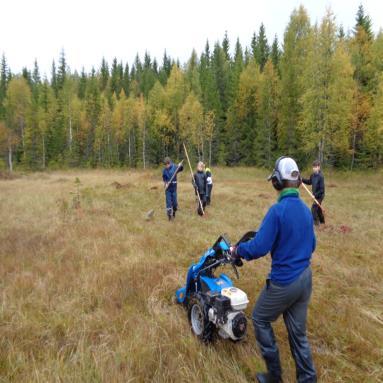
left=175, top=232, right=255, bottom=342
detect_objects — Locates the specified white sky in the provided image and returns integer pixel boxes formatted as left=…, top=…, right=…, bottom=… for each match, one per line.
left=1, top=0, right=382, bottom=76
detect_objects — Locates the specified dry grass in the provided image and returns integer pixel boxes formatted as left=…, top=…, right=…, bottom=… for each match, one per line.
left=0, top=167, right=382, bottom=382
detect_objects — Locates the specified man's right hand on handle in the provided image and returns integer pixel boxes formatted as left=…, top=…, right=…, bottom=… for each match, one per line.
left=230, top=246, right=243, bottom=267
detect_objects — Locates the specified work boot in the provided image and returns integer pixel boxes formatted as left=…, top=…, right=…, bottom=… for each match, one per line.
left=173, top=209, right=176, bottom=219
left=256, top=372, right=282, bottom=383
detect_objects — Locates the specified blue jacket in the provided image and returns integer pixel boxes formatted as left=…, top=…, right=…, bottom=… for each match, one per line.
left=237, top=190, right=316, bottom=285
left=162, top=163, right=183, bottom=192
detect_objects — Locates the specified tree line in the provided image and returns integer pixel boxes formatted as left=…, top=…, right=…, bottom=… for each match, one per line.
left=0, top=5, right=382, bottom=171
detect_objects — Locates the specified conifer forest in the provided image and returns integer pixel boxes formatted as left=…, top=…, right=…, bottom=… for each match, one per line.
left=0, top=5, right=382, bottom=171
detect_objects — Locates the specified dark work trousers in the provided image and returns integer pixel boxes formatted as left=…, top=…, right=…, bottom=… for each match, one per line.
left=165, top=189, right=178, bottom=217
left=206, top=184, right=213, bottom=205
left=252, top=267, right=317, bottom=383
left=197, top=193, right=207, bottom=216
left=311, top=199, right=325, bottom=225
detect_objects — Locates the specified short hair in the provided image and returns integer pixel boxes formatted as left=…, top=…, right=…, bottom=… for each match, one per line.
left=164, top=157, right=171, bottom=165
left=283, top=179, right=301, bottom=189
left=312, top=160, right=321, bottom=167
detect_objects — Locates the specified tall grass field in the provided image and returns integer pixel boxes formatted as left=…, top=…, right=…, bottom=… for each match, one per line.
left=0, top=168, right=382, bottom=382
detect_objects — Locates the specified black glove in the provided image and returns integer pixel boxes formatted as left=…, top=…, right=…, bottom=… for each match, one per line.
left=230, top=246, right=243, bottom=267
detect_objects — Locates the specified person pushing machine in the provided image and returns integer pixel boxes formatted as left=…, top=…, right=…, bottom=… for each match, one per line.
left=231, top=156, right=317, bottom=383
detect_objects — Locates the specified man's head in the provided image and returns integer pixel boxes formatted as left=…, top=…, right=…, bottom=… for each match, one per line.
left=197, top=161, right=204, bottom=172
left=268, top=156, right=301, bottom=191
left=164, top=157, right=172, bottom=169
left=312, top=160, right=321, bottom=174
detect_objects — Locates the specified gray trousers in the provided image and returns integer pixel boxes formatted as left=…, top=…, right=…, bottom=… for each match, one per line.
left=252, top=267, right=317, bottom=383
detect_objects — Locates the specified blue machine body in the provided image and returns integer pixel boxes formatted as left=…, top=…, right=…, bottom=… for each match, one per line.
left=176, top=238, right=233, bottom=304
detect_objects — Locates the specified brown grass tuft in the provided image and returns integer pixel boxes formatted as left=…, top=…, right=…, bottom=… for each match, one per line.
left=0, top=168, right=382, bottom=382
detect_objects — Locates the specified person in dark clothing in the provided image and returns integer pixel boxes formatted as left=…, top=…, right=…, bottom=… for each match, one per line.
left=192, top=161, right=207, bottom=216
left=231, top=156, right=317, bottom=383
left=302, top=160, right=325, bottom=226
left=162, top=157, right=183, bottom=221
left=205, top=167, right=213, bottom=205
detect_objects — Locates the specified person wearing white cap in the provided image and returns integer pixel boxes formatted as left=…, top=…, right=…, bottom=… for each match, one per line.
left=231, top=156, right=317, bottom=383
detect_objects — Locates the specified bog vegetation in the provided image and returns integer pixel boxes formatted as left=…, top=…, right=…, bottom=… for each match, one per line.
left=0, top=5, right=383, bottom=172
left=0, top=168, right=382, bottom=382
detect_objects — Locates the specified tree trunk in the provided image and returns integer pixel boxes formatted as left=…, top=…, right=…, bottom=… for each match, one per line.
left=267, top=128, right=271, bottom=168
left=8, top=145, right=13, bottom=172
left=142, top=122, right=146, bottom=169
left=350, top=132, right=356, bottom=171
left=128, top=133, right=131, bottom=167
left=20, top=118, right=25, bottom=160
left=201, top=137, right=204, bottom=162
left=107, top=133, right=110, bottom=166
left=319, top=138, right=324, bottom=164
left=69, top=115, right=73, bottom=152
left=209, top=139, right=212, bottom=167
left=42, top=135, right=46, bottom=169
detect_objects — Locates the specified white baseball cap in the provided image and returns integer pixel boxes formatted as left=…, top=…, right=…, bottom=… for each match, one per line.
left=278, top=157, right=300, bottom=181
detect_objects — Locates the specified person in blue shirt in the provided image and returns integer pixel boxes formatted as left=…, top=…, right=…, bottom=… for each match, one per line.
left=231, top=156, right=317, bottom=383
left=162, top=157, right=183, bottom=221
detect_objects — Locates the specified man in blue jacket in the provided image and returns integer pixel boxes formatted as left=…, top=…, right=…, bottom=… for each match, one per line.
left=162, top=157, right=183, bottom=220
left=232, top=156, right=317, bottom=383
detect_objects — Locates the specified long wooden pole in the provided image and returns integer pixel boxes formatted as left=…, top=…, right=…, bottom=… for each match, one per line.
left=183, top=143, right=205, bottom=216
left=145, top=160, right=184, bottom=220
left=301, top=182, right=325, bottom=213
left=164, top=160, right=184, bottom=191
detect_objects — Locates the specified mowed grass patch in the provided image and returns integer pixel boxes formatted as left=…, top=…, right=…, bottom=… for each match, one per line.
left=0, top=168, right=382, bottom=382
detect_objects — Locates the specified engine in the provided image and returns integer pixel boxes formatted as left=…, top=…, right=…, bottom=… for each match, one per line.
left=207, top=287, right=249, bottom=340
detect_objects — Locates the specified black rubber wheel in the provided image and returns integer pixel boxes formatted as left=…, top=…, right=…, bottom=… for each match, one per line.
left=187, top=295, right=214, bottom=342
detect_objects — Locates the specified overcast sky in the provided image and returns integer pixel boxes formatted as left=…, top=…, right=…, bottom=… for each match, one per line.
left=1, top=0, right=382, bottom=76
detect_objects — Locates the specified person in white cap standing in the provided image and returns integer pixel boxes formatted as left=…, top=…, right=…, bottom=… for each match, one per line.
left=231, top=156, right=317, bottom=383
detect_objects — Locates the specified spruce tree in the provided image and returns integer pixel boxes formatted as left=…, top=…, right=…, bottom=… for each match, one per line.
left=100, top=58, right=109, bottom=92
left=230, top=38, right=244, bottom=101
left=355, top=4, right=373, bottom=39
left=222, top=31, right=230, bottom=61
left=255, top=23, right=270, bottom=71
left=51, top=60, right=58, bottom=97
left=110, top=57, right=122, bottom=97
left=57, top=49, right=67, bottom=91
left=0, top=54, right=9, bottom=120
left=270, top=35, right=281, bottom=72
left=78, top=68, right=87, bottom=99
left=141, top=52, right=156, bottom=98
left=122, top=63, right=130, bottom=96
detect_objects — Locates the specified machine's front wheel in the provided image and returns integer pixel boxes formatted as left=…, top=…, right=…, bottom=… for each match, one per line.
left=188, top=295, right=214, bottom=342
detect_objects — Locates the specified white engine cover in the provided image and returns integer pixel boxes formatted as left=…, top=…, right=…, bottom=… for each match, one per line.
left=218, top=311, right=246, bottom=340
left=221, top=287, right=249, bottom=310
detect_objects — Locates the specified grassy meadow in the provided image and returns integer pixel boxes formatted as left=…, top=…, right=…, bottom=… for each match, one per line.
left=0, top=167, right=382, bottom=382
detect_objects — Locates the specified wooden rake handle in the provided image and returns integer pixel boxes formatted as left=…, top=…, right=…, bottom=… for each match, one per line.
left=301, top=182, right=326, bottom=214
left=183, top=143, right=205, bottom=215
